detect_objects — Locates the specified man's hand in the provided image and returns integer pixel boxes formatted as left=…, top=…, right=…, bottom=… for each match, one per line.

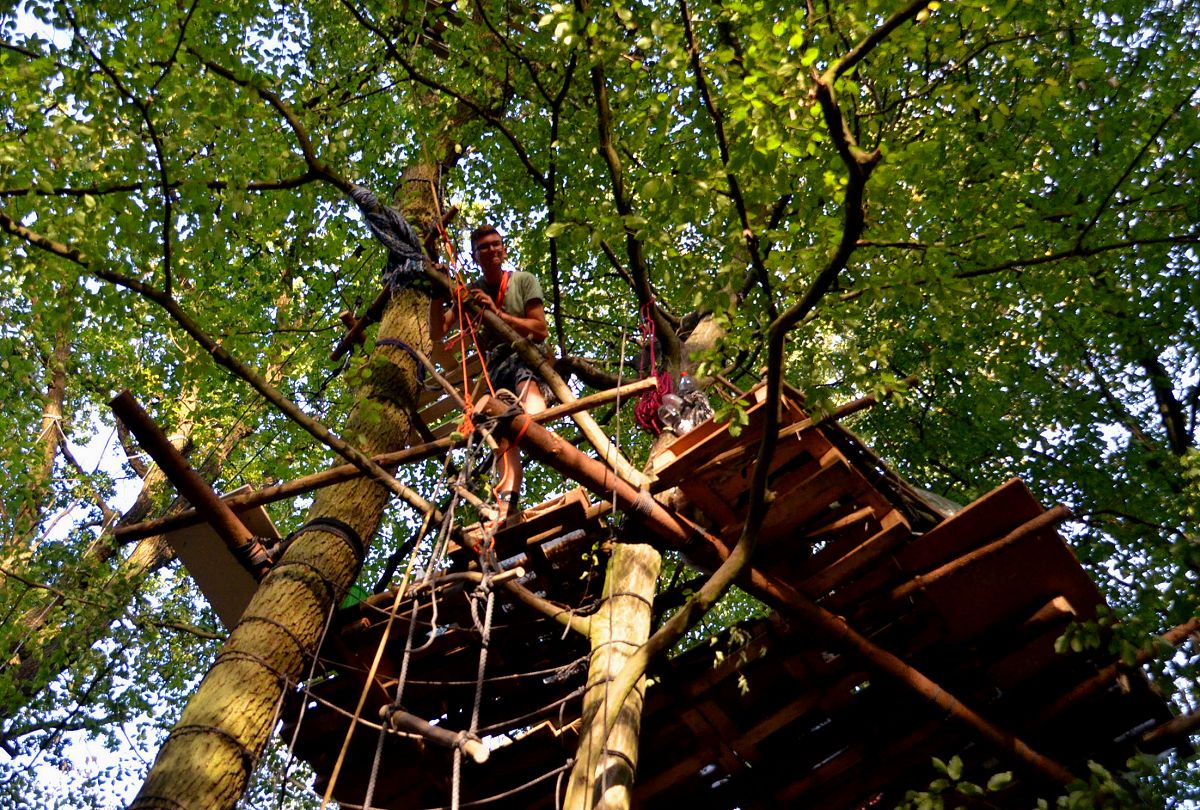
left=468, top=288, right=499, bottom=315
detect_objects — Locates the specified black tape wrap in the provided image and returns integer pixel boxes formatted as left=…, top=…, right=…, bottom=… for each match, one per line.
left=281, top=516, right=367, bottom=579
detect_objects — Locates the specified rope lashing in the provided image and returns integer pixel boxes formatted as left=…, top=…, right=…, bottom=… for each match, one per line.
left=349, top=184, right=433, bottom=293
left=167, top=724, right=258, bottom=776
left=628, top=487, right=658, bottom=519
left=282, top=517, right=366, bottom=574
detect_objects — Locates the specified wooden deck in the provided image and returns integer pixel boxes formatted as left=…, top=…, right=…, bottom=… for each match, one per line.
left=275, top=383, right=1186, bottom=808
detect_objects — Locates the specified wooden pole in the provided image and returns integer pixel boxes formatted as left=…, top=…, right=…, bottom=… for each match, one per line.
left=110, top=391, right=273, bottom=579
left=1038, top=616, right=1200, bottom=723
left=114, top=434, right=461, bottom=544
left=115, top=378, right=657, bottom=544
left=885, top=504, right=1073, bottom=603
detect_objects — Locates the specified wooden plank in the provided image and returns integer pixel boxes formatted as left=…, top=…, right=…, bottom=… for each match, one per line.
left=736, top=692, right=822, bottom=749
left=894, top=477, right=1041, bottom=574
left=680, top=700, right=757, bottom=770
left=913, top=524, right=1103, bottom=641
left=798, top=511, right=912, bottom=599
left=693, top=425, right=830, bottom=511
left=417, top=353, right=482, bottom=400
left=678, top=477, right=742, bottom=532
left=987, top=613, right=1078, bottom=691
left=820, top=555, right=907, bottom=615
left=777, top=719, right=951, bottom=809
left=651, top=382, right=806, bottom=480
left=755, top=450, right=871, bottom=547
left=162, top=487, right=280, bottom=628
left=692, top=418, right=832, bottom=482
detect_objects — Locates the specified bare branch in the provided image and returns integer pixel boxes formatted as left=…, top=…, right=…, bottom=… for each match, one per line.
left=1075, top=92, right=1194, bottom=251
left=678, top=0, right=776, bottom=319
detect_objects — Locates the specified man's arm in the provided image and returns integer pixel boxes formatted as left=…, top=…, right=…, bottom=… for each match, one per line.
left=468, top=291, right=549, bottom=342
left=429, top=297, right=451, bottom=342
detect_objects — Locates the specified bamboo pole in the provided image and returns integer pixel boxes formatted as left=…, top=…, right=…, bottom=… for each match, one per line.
left=380, top=707, right=489, bottom=763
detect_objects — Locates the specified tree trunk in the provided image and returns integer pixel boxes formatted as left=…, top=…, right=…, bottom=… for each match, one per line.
left=129, top=168, right=439, bottom=810
left=564, top=541, right=661, bottom=810
left=564, top=315, right=722, bottom=810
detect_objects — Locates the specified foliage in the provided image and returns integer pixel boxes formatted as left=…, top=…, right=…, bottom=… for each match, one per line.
left=0, top=0, right=1197, bottom=805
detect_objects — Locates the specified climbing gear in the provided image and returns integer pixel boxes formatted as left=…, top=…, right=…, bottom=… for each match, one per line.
left=634, top=301, right=673, bottom=434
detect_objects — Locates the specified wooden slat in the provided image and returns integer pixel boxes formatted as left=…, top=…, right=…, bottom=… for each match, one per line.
left=799, top=510, right=911, bottom=598
left=677, top=477, right=741, bottom=531
left=754, top=450, right=871, bottom=547
left=651, top=382, right=805, bottom=481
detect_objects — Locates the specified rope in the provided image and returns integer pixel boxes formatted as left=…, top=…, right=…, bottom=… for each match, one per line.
left=634, top=300, right=672, bottom=434
left=629, top=487, right=657, bottom=518
left=453, top=570, right=498, bottom=810
left=276, top=600, right=338, bottom=810
left=363, top=581, right=425, bottom=810
left=167, top=725, right=257, bottom=775
left=284, top=517, right=365, bottom=569
left=375, top=337, right=428, bottom=383
left=322, top=495, right=447, bottom=808
left=234, top=615, right=311, bottom=662
left=355, top=428, right=491, bottom=809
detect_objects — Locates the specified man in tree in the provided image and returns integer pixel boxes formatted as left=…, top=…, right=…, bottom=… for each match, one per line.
left=430, top=224, right=550, bottom=526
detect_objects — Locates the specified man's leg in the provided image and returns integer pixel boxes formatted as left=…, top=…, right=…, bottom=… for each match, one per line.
left=495, top=379, right=546, bottom=525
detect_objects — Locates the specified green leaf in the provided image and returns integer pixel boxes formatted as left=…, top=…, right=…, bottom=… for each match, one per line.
left=986, top=771, right=1013, bottom=791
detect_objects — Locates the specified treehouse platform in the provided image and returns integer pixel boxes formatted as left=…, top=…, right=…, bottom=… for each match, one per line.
left=270, top=382, right=1191, bottom=809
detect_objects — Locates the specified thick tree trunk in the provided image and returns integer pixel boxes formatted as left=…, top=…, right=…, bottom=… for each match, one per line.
left=129, top=170, right=438, bottom=810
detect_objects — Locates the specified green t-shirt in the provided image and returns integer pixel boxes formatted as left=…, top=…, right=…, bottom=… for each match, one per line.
left=472, top=270, right=544, bottom=346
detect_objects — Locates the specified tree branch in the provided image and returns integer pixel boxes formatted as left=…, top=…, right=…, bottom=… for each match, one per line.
left=1075, top=91, right=1194, bottom=251
left=584, top=30, right=681, bottom=371
left=679, top=0, right=776, bottom=320
left=0, top=207, right=442, bottom=526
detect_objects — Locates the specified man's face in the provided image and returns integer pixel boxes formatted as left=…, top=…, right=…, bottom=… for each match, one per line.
left=473, top=233, right=506, bottom=274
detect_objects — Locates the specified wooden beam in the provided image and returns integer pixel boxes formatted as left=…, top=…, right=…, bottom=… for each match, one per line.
left=115, top=433, right=463, bottom=543
left=1142, top=708, right=1200, bottom=753
left=1038, top=616, right=1200, bottom=723
left=116, top=378, right=656, bottom=544
left=110, top=391, right=272, bottom=579
left=480, top=405, right=1076, bottom=787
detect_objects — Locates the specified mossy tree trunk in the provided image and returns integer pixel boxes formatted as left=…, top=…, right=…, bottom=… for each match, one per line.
left=129, top=167, right=440, bottom=810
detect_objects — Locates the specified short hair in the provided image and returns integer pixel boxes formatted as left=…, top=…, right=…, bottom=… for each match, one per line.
left=470, top=224, right=501, bottom=251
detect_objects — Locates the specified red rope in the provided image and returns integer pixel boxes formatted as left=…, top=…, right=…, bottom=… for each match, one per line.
left=634, top=301, right=671, bottom=434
